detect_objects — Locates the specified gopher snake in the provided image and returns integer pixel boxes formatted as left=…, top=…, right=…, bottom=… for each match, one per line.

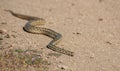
left=5, top=10, right=74, bottom=56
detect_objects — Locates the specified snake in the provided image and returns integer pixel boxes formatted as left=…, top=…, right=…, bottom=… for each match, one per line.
left=5, top=10, right=74, bottom=56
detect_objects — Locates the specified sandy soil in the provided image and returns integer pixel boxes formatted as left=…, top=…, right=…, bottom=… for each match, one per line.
left=0, top=0, right=120, bottom=71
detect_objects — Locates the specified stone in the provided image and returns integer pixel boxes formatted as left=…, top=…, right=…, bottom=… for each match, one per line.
left=0, top=29, right=7, bottom=34
left=57, top=65, right=68, bottom=70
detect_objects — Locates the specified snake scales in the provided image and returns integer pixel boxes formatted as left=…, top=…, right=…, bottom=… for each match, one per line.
left=5, top=10, right=74, bottom=56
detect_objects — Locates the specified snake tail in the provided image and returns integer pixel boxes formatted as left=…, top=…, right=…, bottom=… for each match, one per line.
left=47, top=44, right=74, bottom=56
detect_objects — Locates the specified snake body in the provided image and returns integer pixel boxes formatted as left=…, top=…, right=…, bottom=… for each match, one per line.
left=6, top=10, right=74, bottom=56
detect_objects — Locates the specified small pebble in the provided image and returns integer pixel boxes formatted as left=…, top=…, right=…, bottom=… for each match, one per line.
left=0, top=29, right=7, bottom=34
left=0, top=37, right=3, bottom=40
left=0, top=34, right=3, bottom=40
left=71, top=3, right=75, bottom=6
left=76, top=32, right=80, bottom=34
left=11, top=34, right=16, bottom=38
left=106, top=41, right=112, bottom=45
left=0, top=22, right=7, bottom=24
left=57, top=65, right=68, bottom=70
left=98, top=18, right=103, bottom=21
left=73, top=32, right=81, bottom=35
left=89, top=54, right=95, bottom=59
left=4, top=34, right=10, bottom=38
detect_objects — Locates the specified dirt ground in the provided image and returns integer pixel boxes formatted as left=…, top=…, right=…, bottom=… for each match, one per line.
left=0, top=0, right=120, bottom=71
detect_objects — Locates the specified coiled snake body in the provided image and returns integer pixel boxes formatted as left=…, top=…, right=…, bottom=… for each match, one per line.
left=5, top=10, right=74, bottom=56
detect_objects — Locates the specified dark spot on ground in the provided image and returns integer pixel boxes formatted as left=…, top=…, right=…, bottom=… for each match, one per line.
left=48, top=8, right=52, bottom=12
left=106, top=41, right=112, bottom=45
left=71, top=3, right=75, bottom=6
left=4, top=34, right=10, bottom=38
left=0, top=22, right=7, bottom=24
left=73, top=32, right=81, bottom=35
left=98, top=18, right=103, bottom=21
left=99, top=0, right=104, bottom=2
